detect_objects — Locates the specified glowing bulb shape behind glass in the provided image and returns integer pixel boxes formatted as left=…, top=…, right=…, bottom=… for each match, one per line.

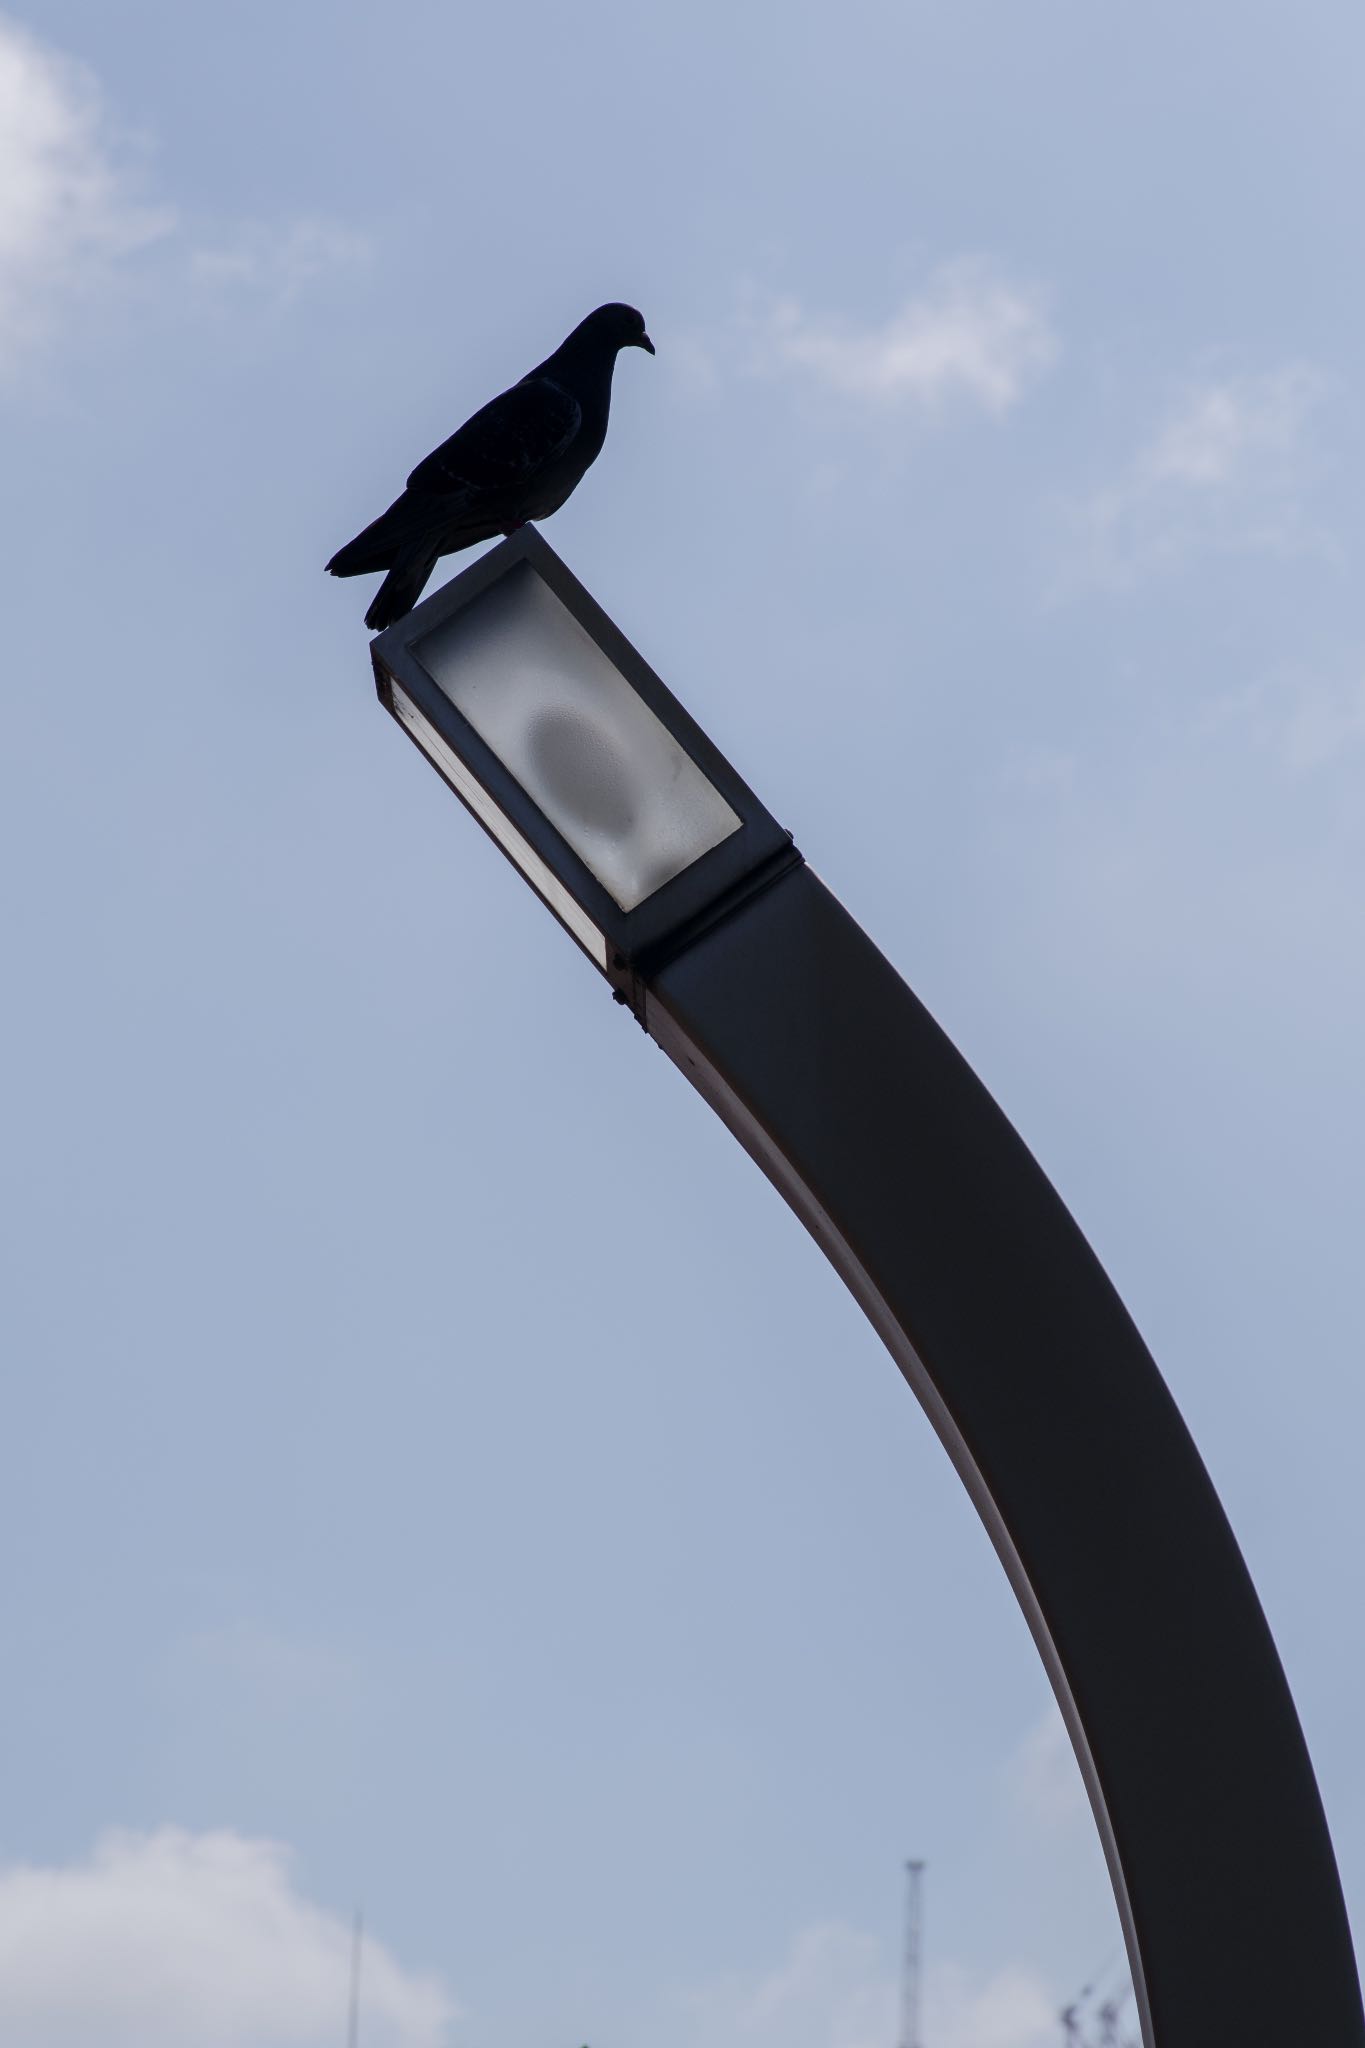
left=414, top=565, right=740, bottom=912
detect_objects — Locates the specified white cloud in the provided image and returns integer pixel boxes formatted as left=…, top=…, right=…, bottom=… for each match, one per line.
left=1201, top=667, right=1365, bottom=775
left=742, top=261, right=1056, bottom=415
left=0, top=12, right=171, bottom=367
left=677, top=1922, right=1059, bottom=2048
left=1004, top=1703, right=1090, bottom=1828
left=683, top=1924, right=890, bottom=2048
left=0, top=1829, right=455, bottom=2048
left=930, top=1961, right=1061, bottom=2048
left=1276, top=673, right=1365, bottom=771
left=0, top=15, right=366, bottom=373
left=1068, top=366, right=1330, bottom=588
left=1139, top=369, right=1320, bottom=487
left=190, top=216, right=371, bottom=298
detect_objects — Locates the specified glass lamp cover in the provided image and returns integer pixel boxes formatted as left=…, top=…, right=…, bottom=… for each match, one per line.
left=413, top=563, right=740, bottom=913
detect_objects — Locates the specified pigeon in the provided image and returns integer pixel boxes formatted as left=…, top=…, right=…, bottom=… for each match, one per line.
left=326, top=302, right=654, bottom=631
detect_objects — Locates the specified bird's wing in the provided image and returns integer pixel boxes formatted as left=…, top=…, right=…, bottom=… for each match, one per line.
left=405, top=377, right=582, bottom=495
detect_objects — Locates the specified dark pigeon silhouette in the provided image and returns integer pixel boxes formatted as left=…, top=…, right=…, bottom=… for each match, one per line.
left=326, top=302, right=654, bottom=631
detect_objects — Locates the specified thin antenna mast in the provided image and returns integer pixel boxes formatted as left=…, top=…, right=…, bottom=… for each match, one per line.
left=899, top=1860, right=925, bottom=2048
left=347, top=1908, right=363, bottom=2048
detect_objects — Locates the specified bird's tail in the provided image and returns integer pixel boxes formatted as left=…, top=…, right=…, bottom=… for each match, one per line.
left=364, top=545, right=441, bottom=633
left=327, top=498, right=408, bottom=579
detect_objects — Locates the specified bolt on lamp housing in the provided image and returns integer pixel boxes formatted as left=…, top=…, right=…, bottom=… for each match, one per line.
left=371, top=528, right=799, bottom=1007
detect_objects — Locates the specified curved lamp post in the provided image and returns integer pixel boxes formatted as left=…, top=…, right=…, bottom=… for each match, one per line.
left=368, top=528, right=1362, bottom=2048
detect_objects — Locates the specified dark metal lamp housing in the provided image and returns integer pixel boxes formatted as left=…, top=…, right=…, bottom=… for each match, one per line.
left=371, top=529, right=799, bottom=1014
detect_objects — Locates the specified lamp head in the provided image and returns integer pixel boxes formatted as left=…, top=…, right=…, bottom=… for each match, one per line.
left=370, top=528, right=796, bottom=1013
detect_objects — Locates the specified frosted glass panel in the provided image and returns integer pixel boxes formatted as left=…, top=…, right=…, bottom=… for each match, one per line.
left=389, top=682, right=608, bottom=967
left=414, top=565, right=740, bottom=912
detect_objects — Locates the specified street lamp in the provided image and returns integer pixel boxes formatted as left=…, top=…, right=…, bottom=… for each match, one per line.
left=368, top=529, right=1363, bottom=2048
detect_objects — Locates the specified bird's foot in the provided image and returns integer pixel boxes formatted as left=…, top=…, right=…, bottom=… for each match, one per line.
left=502, top=519, right=528, bottom=535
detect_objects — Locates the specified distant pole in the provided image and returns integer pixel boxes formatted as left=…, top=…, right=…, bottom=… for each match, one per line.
left=347, top=1909, right=363, bottom=2048
left=900, top=1860, right=925, bottom=2048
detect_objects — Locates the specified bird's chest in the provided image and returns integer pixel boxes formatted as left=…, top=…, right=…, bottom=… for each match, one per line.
left=526, top=413, right=608, bottom=517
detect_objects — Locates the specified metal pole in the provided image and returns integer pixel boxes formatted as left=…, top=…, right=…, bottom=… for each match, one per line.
left=641, top=863, right=1362, bottom=2048
left=900, top=1860, right=925, bottom=2048
left=347, top=1909, right=362, bottom=2048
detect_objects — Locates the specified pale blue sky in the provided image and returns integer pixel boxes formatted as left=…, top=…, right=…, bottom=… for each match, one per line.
left=1, top=4, right=1362, bottom=2044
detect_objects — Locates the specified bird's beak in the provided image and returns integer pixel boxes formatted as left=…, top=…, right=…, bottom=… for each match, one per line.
left=637, top=333, right=656, bottom=355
